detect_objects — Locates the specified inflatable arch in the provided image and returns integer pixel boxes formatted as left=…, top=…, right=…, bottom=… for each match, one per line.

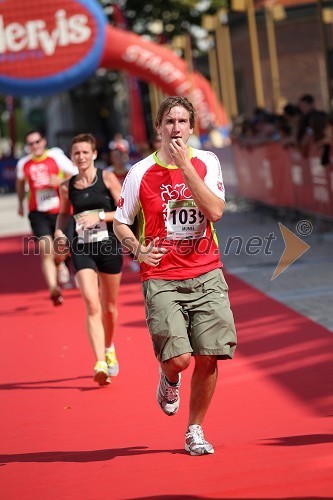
left=101, top=25, right=228, bottom=133
left=0, top=0, right=227, bottom=134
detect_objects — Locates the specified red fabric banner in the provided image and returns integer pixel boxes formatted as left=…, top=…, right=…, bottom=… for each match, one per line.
left=232, top=143, right=333, bottom=218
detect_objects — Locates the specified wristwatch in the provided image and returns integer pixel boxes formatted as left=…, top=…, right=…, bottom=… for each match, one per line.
left=98, top=211, right=106, bottom=221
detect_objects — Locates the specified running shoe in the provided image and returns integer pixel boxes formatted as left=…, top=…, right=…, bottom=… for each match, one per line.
left=105, top=346, right=119, bottom=377
left=57, top=262, right=71, bottom=288
left=185, top=425, right=215, bottom=456
left=156, top=366, right=181, bottom=416
left=93, top=361, right=111, bottom=386
left=50, top=286, right=63, bottom=306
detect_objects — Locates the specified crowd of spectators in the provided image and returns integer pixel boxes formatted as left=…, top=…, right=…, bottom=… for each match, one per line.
left=230, top=94, right=333, bottom=166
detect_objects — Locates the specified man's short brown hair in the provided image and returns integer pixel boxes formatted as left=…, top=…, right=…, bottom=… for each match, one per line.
left=155, top=96, right=196, bottom=129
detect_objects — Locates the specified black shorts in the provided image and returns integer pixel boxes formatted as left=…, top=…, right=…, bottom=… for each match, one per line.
left=28, top=211, right=58, bottom=238
left=71, top=235, right=123, bottom=275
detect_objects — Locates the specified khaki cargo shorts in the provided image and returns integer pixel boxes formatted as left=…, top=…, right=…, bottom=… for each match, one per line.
left=142, top=269, right=237, bottom=362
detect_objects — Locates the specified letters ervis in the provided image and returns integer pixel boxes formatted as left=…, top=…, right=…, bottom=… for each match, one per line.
left=0, top=10, right=91, bottom=57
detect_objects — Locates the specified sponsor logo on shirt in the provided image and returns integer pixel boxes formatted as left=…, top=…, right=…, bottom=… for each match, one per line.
left=160, top=182, right=191, bottom=221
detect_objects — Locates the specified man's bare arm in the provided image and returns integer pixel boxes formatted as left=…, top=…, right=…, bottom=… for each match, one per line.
left=55, top=182, right=72, bottom=237
left=169, top=138, right=224, bottom=222
left=16, top=179, right=26, bottom=216
left=113, top=219, right=167, bottom=266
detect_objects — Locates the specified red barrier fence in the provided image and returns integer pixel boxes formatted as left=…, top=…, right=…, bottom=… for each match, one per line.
left=232, top=143, right=333, bottom=218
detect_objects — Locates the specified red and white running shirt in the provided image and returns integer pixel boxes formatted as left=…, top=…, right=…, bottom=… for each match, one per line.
left=115, top=147, right=225, bottom=281
left=16, top=148, right=77, bottom=213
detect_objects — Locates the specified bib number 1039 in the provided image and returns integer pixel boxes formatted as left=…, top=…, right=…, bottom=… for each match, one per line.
left=166, top=199, right=206, bottom=240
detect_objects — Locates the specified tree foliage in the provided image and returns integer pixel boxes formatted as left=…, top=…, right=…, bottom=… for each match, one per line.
left=100, top=0, right=230, bottom=52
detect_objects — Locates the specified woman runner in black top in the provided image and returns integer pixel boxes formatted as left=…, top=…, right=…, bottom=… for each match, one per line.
left=55, top=133, right=122, bottom=386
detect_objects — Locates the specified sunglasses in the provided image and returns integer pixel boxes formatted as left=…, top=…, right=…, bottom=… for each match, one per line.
left=27, top=138, right=42, bottom=147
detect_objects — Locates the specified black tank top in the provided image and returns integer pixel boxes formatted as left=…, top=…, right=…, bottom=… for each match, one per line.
left=68, top=170, right=116, bottom=235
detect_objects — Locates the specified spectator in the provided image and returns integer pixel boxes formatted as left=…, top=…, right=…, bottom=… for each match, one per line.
left=108, top=132, right=130, bottom=155
left=106, top=147, right=132, bottom=184
left=149, top=132, right=162, bottom=154
left=281, top=103, right=301, bottom=147
left=307, top=110, right=331, bottom=165
left=296, top=94, right=317, bottom=155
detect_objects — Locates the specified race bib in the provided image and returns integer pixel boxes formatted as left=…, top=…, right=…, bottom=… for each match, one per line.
left=74, top=209, right=108, bottom=244
left=36, top=188, right=60, bottom=212
left=166, top=199, right=206, bottom=240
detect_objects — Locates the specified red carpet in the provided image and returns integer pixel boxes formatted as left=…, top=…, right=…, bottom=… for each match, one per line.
left=0, top=235, right=332, bottom=499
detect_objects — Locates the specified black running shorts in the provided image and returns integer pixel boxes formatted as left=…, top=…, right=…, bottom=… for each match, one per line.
left=28, top=211, right=58, bottom=238
left=71, top=235, right=123, bottom=274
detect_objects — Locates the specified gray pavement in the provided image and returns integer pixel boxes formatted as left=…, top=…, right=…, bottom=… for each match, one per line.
left=1, top=191, right=332, bottom=332
left=0, top=193, right=30, bottom=236
left=216, top=200, right=333, bottom=332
